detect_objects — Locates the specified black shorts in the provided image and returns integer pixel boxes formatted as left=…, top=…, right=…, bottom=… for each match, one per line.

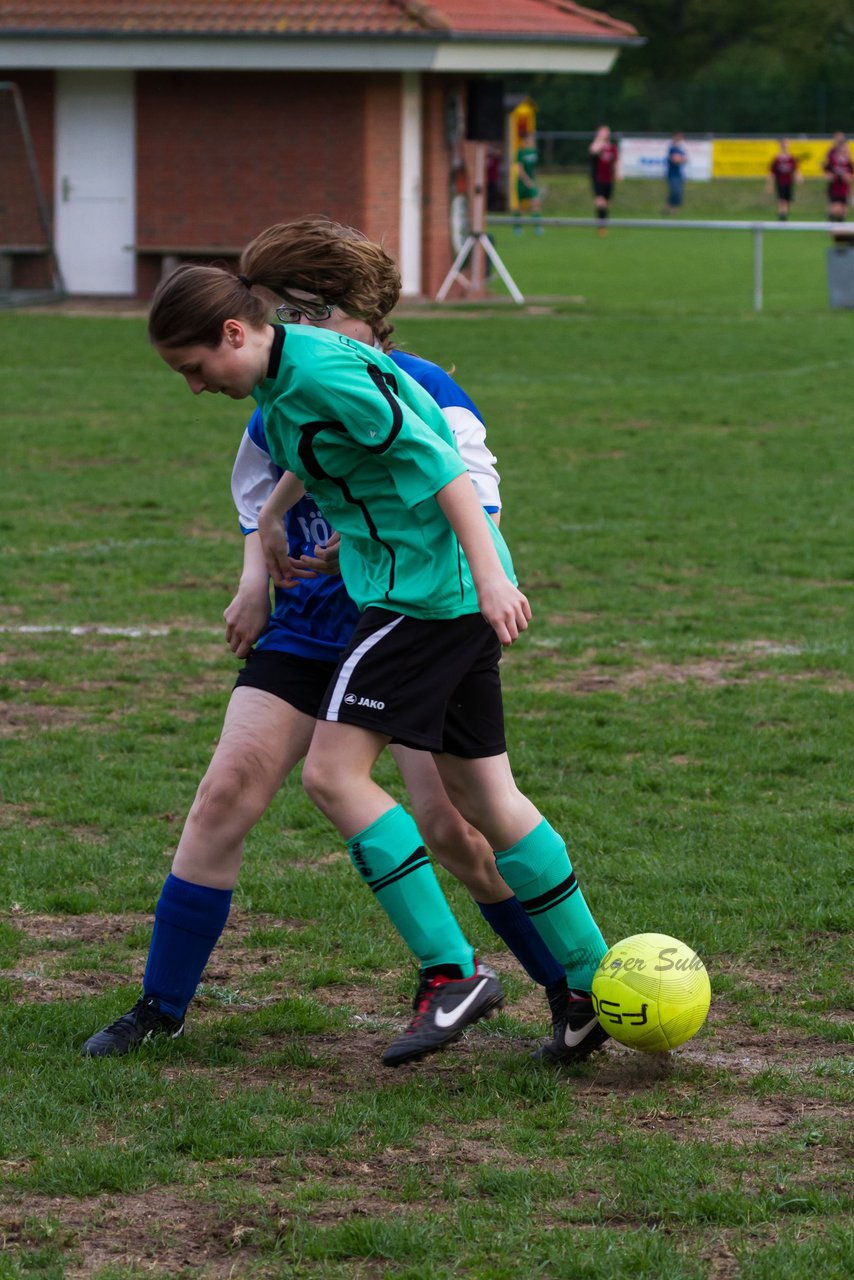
left=593, top=180, right=613, bottom=200
left=234, top=648, right=339, bottom=718
left=318, top=608, right=506, bottom=758
left=775, top=183, right=793, bottom=201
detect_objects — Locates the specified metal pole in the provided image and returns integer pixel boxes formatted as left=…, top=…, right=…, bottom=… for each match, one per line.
left=480, top=235, right=525, bottom=304
left=435, top=235, right=476, bottom=302
left=753, top=226, right=763, bottom=313
left=469, top=143, right=487, bottom=295
left=3, top=80, right=66, bottom=294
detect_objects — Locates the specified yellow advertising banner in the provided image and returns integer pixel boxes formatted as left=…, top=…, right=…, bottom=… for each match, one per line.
left=712, top=138, right=832, bottom=179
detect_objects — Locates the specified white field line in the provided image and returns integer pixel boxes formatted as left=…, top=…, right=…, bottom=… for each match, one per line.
left=0, top=624, right=222, bottom=638
left=2, top=628, right=850, bottom=657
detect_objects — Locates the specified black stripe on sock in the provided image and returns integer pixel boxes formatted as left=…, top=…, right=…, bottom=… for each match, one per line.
left=524, top=885, right=579, bottom=916
left=520, top=872, right=578, bottom=917
left=369, top=847, right=431, bottom=894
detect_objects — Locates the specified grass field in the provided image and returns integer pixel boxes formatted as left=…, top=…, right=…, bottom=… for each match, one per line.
left=489, top=174, right=847, bottom=315
left=525, top=172, right=836, bottom=223
left=1, top=222, right=853, bottom=1278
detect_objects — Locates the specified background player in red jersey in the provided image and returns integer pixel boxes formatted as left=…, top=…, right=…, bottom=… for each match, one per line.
left=588, top=124, right=621, bottom=233
left=767, top=138, right=801, bottom=221
left=823, top=132, right=853, bottom=222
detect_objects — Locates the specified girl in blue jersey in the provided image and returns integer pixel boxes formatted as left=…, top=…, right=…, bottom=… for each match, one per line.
left=83, top=219, right=574, bottom=1065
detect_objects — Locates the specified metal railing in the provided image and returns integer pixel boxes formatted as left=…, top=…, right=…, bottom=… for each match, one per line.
left=488, top=215, right=853, bottom=311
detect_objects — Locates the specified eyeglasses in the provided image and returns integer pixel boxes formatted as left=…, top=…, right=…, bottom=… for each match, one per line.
left=275, top=300, right=335, bottom=324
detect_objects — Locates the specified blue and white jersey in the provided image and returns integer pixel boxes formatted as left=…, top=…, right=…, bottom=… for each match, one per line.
left=231, top=409, right=359, bottom=661
left=389, top=350, right=501, bottom=513
left=230, top=349, right=501, bottom=658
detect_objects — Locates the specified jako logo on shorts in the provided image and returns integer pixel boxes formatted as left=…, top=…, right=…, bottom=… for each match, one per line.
left=344, top=693, right=386, bottom=710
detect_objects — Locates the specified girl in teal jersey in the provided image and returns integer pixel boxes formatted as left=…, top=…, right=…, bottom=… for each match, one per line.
left=149, top=228, right=609, bottom=1067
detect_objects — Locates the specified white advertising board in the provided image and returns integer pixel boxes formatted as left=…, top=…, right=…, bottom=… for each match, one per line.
left=620, top=137, right=714, bottom=181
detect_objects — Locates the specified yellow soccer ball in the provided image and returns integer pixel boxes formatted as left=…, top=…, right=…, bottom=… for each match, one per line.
left=592, top=933, right=711, bottom=1053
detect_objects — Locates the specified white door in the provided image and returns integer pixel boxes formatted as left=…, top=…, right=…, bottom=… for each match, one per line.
left=55, top=70, right=135, bottom=294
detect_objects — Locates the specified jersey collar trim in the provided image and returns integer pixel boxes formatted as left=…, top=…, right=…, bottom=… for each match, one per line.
left=266, top=325, right=285, bottom=380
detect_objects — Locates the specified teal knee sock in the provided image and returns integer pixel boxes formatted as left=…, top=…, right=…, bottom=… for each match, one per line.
left=494, top=818, right=607, bottom=991
left=348, top=805, right=475, bottom=976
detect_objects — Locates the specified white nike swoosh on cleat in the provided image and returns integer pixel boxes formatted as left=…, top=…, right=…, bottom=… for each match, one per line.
left=562, top=1017, right=599, bottom=1048
left=434, top=979, right=490, bottom=1029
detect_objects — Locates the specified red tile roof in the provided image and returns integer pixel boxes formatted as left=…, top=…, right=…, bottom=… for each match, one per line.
left=0, top=1, right=638, bottom=41
left=412, top=2, right=638, bottom=39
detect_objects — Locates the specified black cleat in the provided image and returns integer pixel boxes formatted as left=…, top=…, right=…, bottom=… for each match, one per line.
left=82, top=996, right=184, bottom=1058
left=531, top=982, right=609, bottom=1064
left=383, top=963, right=504, bottom=1067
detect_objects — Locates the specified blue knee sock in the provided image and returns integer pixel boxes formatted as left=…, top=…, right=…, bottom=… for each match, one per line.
left=477, top=896, right=565, bottom=988
left=143, top=873, right=233, bottom=1019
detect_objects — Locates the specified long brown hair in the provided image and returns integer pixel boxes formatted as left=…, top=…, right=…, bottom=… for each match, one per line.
left=148, top=264, right=267, bottom=349
left=239, top=217, right=401, bottom=350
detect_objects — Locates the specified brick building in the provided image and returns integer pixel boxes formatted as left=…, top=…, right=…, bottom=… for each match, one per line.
left=0, top=2, right=639, bottom=298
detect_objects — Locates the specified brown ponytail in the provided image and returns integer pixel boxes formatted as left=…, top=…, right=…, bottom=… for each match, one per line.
left=239, top=217, right=401, bottom=350
left=148, top=264, right=268, bottom=349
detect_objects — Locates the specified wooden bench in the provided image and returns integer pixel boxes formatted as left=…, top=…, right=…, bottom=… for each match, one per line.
left=0, top=244, right=49, bottom=290
left=131, top=245, right=243, bottom=280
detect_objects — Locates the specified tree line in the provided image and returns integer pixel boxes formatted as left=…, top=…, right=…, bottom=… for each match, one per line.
left=515, top=0, right=854, bottom=136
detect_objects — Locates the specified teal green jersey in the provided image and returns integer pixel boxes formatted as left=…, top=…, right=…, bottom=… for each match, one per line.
left=253, top=325, right=515, bottom=620
left=517, top=145, right=539, bottom=203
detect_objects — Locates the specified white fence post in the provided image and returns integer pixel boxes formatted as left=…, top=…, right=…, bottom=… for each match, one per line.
left=753, top=226, right=764, bottom=313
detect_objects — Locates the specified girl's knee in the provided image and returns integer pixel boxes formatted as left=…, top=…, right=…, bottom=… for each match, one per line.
left=189, top=755, right=268, bottom=832
left=301, top=756, right=332, bottom=812
left=421, top=807, right=485, bottom=863
left=426, top=822, right=509, bottom=900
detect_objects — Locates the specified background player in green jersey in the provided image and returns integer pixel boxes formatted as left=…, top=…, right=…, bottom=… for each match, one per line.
left=514, top=127, right=543, bottom=234
left=149, top=234, right=609, bottom=1067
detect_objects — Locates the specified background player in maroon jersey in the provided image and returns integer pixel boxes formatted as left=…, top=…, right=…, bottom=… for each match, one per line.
left=767, top=138, right=801, bottom=221
left=823, top=132, right=853, bottom=222
left=588, top=124, right=620, bottom=234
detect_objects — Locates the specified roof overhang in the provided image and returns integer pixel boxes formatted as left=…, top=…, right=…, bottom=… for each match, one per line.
left=0, top=35, right=637, bottom=74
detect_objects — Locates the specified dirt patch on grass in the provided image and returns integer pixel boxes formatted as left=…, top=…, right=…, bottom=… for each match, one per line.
left=541, top=657, right=854, bottom=695
left=524, top=635, right=854, bottom=697
left=7, top=910, right=152, bottom=946
left=0, top=701, right=90, bottom=737
left=1, top=1190, right=240, bottom=1279
left=3, top=908, right=306, bottom=1004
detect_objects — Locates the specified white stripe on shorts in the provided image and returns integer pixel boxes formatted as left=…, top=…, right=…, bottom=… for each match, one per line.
left=324, top=613, right=406, bottom=722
